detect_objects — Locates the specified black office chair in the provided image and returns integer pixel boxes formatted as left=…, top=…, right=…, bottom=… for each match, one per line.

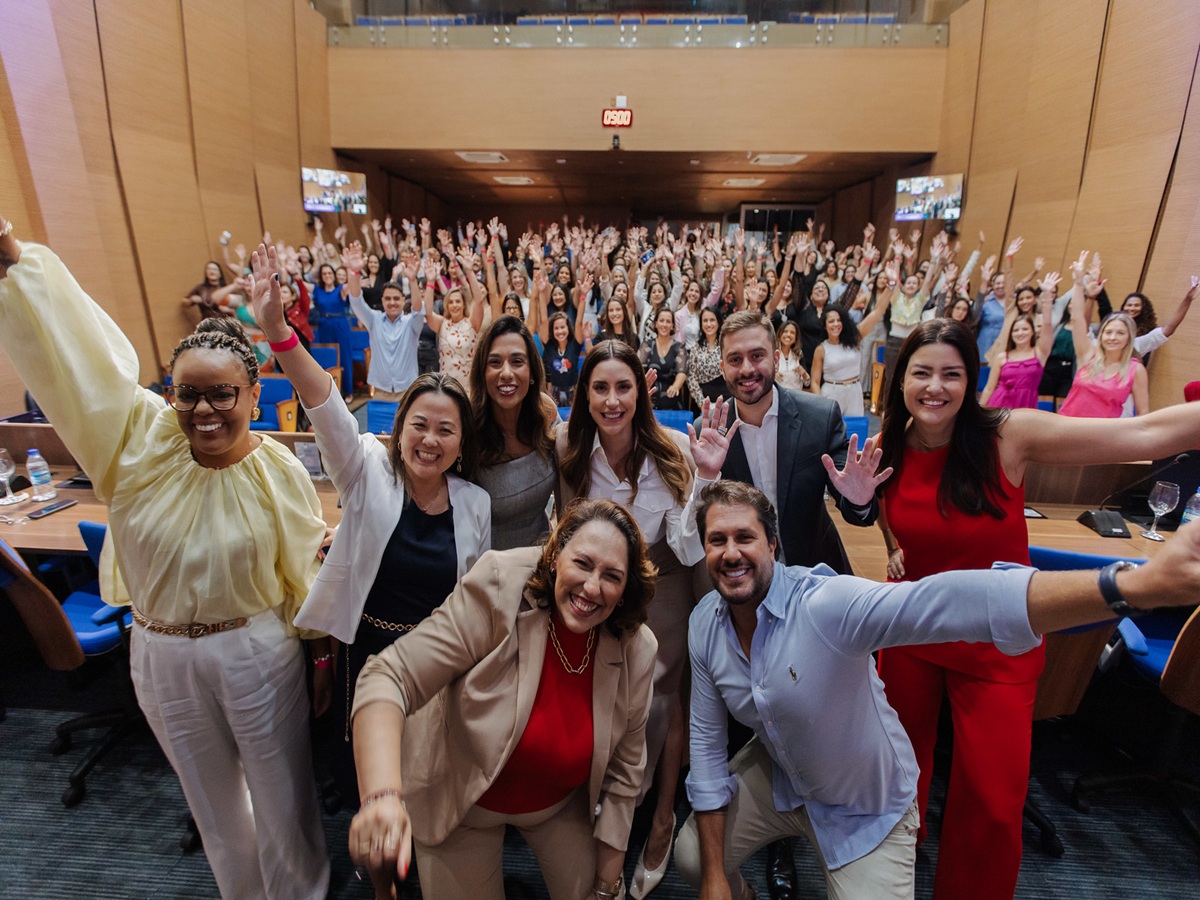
left=48, top=521, right=144, bottom=808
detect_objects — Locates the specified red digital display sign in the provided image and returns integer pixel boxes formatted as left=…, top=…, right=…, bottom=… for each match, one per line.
left=601, top=108, right=633, bottom=128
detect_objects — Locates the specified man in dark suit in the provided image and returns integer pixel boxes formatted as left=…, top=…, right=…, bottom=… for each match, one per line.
left=710, top=310, right=885, bottom=574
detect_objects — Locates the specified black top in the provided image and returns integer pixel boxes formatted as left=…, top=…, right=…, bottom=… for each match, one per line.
left=361, top=504, right=458, bottom=628
left=543, top=338, right=584, bottom=404
left=640, top=338, right=688, bottom=410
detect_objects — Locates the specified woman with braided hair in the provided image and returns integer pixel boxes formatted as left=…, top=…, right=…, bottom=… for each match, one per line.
left=0, top=216, right=331, bottom=899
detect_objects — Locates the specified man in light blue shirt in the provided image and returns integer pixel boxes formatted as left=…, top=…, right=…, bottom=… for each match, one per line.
left=347, top=261, right=425, bottom=400
left=675, top=479, right=1197, bottom=899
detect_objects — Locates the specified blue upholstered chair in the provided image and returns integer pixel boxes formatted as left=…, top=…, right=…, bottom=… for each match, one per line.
left=366, top=399, right=400, bottom=435
left=652, top=410, right=692, bottom=434
left=842, top=416, right=870, bottom=447
left=250, top=375, right=299, bottom=431
left=1018, top=546, right=1143, bottom=856
left=1071, top=603, right=1200, bottom=846
left=49, top=521, right=141, bottom=808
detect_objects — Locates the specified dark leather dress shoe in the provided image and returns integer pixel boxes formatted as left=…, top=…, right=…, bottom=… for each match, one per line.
left=765, top=837, right=798, bottom=900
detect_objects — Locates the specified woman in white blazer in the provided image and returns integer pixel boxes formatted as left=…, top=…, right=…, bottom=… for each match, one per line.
left=250, top=246, right=491, bottom=805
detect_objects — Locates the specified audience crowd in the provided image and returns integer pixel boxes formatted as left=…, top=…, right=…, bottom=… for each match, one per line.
left=1, top=206, right=1198, bottom=900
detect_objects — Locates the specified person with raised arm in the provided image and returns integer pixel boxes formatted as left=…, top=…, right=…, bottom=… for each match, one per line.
left=248, top=245, right=490, bottom=808
left=874, top=315, right=1200, bottom=899
left=980, top=272, right=1060, bottom=409
left=0, top=218, right=331, bottom=899
left=675, top=479, right=1200, bottom=900
left=343, top=243, right=427, bottom=401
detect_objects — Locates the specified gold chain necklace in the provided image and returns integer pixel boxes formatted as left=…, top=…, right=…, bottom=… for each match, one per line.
left=548, top=618, right=595, bottom=674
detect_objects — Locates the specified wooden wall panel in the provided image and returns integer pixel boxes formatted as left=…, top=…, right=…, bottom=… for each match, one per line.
left=1141, top=49, right=1200, bottom=409
left=95, top=0, right=210, bottom=361
left=295, top=0, right=335, bottom=171
left=183, top=0, right=262, bottom=265
left=0, top=0, right=159, bottom=383
left=247, top=0, right=305, bottom=248
left=0, top=55, right=37, bottom=416
left=830, top=181, right=873, bottom=251
left=1003, top=1, right=1106, bottom=272
left=1062, top=0, right=1200, bottom=298
left=932, top=0, right=983, bottom=179
left=328, top=48, right=945, bottom=155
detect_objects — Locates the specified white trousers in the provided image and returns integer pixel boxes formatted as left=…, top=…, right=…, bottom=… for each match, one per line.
left=676, top=739, right=919, bottom=900
left=131, top=610, right=329, bottom=900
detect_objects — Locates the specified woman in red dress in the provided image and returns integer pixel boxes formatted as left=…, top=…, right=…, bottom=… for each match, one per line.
left=874, top=317, right=1200, bottom=899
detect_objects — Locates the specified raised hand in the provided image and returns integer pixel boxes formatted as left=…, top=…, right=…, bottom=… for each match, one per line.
left=334, top=225, right=348, bottom=243
left=1039, top=271, right=1061, bottom=294
left=1034, top=256, right=1045, bottom=272
left=687, top=397, right=739, bottom=480
left=981, top=255, right=998, bottom=285
left=820, top=433, right=893, bottom=507
left=1006, top=236, right=1023, bottom=258
left=419, top=218, right=431, bottom=236
left=1069, top=250, right=1089, bottom=283
left=249, top=244, right=290, bottom=341
left=342, top=241, right=365, bottom=273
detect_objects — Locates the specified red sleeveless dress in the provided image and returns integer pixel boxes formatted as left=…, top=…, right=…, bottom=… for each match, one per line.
left=878, top=441, right=1043, bottom=900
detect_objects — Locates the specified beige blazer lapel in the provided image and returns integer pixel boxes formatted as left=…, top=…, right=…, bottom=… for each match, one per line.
left=588, top=629, right=624, bottom=815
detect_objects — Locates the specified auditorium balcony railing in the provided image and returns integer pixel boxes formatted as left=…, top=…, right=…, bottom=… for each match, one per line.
left=327, top=2, right=959, bottom=49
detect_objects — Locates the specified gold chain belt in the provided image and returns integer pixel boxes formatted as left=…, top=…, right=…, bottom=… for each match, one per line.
left=131, top=608, right=249, bottom=639
left=360, top=613, right=419, bottom=633
left=825, top=377, right=860, bottom=385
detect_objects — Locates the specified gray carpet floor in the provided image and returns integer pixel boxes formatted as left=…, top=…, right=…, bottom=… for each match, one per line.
left=1, top=647, right=1199, bottom=899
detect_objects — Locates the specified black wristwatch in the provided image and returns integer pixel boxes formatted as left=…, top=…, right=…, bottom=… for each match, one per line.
left=1098, top=560, right=1145, bottom=618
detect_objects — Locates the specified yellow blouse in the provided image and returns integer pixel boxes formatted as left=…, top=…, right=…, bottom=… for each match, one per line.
left=0, top=243, right=326, bottom=633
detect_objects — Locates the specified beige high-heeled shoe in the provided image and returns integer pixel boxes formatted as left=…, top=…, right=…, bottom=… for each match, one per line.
left=630, top=813, right=675, bottom=899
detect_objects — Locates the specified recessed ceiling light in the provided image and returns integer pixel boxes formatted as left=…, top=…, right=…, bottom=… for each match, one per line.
left=690, top=159, right=700, bottom=165
left=493, top=176, right=533, bottom=185
left=456, top=151, right=510, bottom=164
left=749, top=154, right=806, bottom=166
left=556, top=158, right=567, bottom=164
left=722, top=178, right=765, bottom=188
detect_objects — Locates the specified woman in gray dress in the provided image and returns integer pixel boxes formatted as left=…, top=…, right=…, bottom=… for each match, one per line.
left=470, top=315, right=559, bottom=549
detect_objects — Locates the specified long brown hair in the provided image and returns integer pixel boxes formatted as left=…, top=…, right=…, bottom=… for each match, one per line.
left=469, top=315, right=555, bottom=468
left=877, top=319, right=1010, bottom=519
left=560, top=340, right=691, bottom=505
left=524, top=498, right=656, bottom=638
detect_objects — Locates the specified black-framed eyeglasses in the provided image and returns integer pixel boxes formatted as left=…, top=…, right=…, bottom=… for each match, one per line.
left=165, top=384, right=252, bottom=411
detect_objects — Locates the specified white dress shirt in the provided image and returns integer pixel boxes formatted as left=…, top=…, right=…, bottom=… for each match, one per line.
left=587, top=434, right=705, bottom=565
left=735, top=387, right=781, bottom=520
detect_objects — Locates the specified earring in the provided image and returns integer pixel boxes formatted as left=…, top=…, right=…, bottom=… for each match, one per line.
left=251, top=406, right=261, bottom=421
left=456, top=454, right=463, bottom=473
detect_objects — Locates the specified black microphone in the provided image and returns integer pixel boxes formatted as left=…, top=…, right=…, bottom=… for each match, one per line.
left=1098, top=452, right=1193, bottom=511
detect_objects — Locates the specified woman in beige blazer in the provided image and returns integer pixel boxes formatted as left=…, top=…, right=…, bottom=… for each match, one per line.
left=349, top=499, right=659, bottom=900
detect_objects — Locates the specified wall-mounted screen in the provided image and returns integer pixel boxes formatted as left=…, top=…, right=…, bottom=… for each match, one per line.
left=302, top=167, right=367, bottom=215
left=894, top=174, right=963, bottom=222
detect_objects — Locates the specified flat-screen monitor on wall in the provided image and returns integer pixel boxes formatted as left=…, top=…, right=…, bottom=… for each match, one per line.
left=894, top=174, right=963, bottom=222
left=301, top=167, right=367, bottom=215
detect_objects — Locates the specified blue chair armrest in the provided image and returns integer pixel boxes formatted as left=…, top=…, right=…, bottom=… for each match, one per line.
left=1117, top=618, right=1149, bottom=656
left=91, top=604, right=129, bottom=626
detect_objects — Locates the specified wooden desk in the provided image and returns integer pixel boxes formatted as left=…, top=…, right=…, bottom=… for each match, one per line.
left=3, top=472, right=344, bottom=555
left=832, top=498, right=1166, bottom=582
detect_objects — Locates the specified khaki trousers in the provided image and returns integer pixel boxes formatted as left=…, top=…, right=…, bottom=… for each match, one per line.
left=676, top=739, right=920, bottom=900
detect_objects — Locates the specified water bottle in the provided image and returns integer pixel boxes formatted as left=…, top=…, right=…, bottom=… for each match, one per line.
left=1182, top=489, right=1200, bottom=525
left=26, top=449, right=57, bottom=502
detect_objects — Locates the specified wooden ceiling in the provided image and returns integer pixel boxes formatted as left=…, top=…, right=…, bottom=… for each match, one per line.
left=338, top=148, right=932, bottom=216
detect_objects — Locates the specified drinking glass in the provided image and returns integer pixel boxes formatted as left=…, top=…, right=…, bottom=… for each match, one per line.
left=1140, top=480, right=1180, bottom=542
left=0, top=449, right=29, bottom=506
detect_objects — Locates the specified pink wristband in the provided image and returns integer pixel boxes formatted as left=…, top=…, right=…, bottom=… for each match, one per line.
left=269, top=329, right=300, bottom=353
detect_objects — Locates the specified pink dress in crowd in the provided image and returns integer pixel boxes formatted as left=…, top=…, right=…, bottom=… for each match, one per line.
left=1059, top=360, right=1138, bottom=418
left=988, top=355, right=1044, bottom=410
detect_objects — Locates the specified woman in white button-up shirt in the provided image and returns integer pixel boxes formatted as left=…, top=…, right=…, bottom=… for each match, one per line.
left=556, top=339, right=706, bottom=898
